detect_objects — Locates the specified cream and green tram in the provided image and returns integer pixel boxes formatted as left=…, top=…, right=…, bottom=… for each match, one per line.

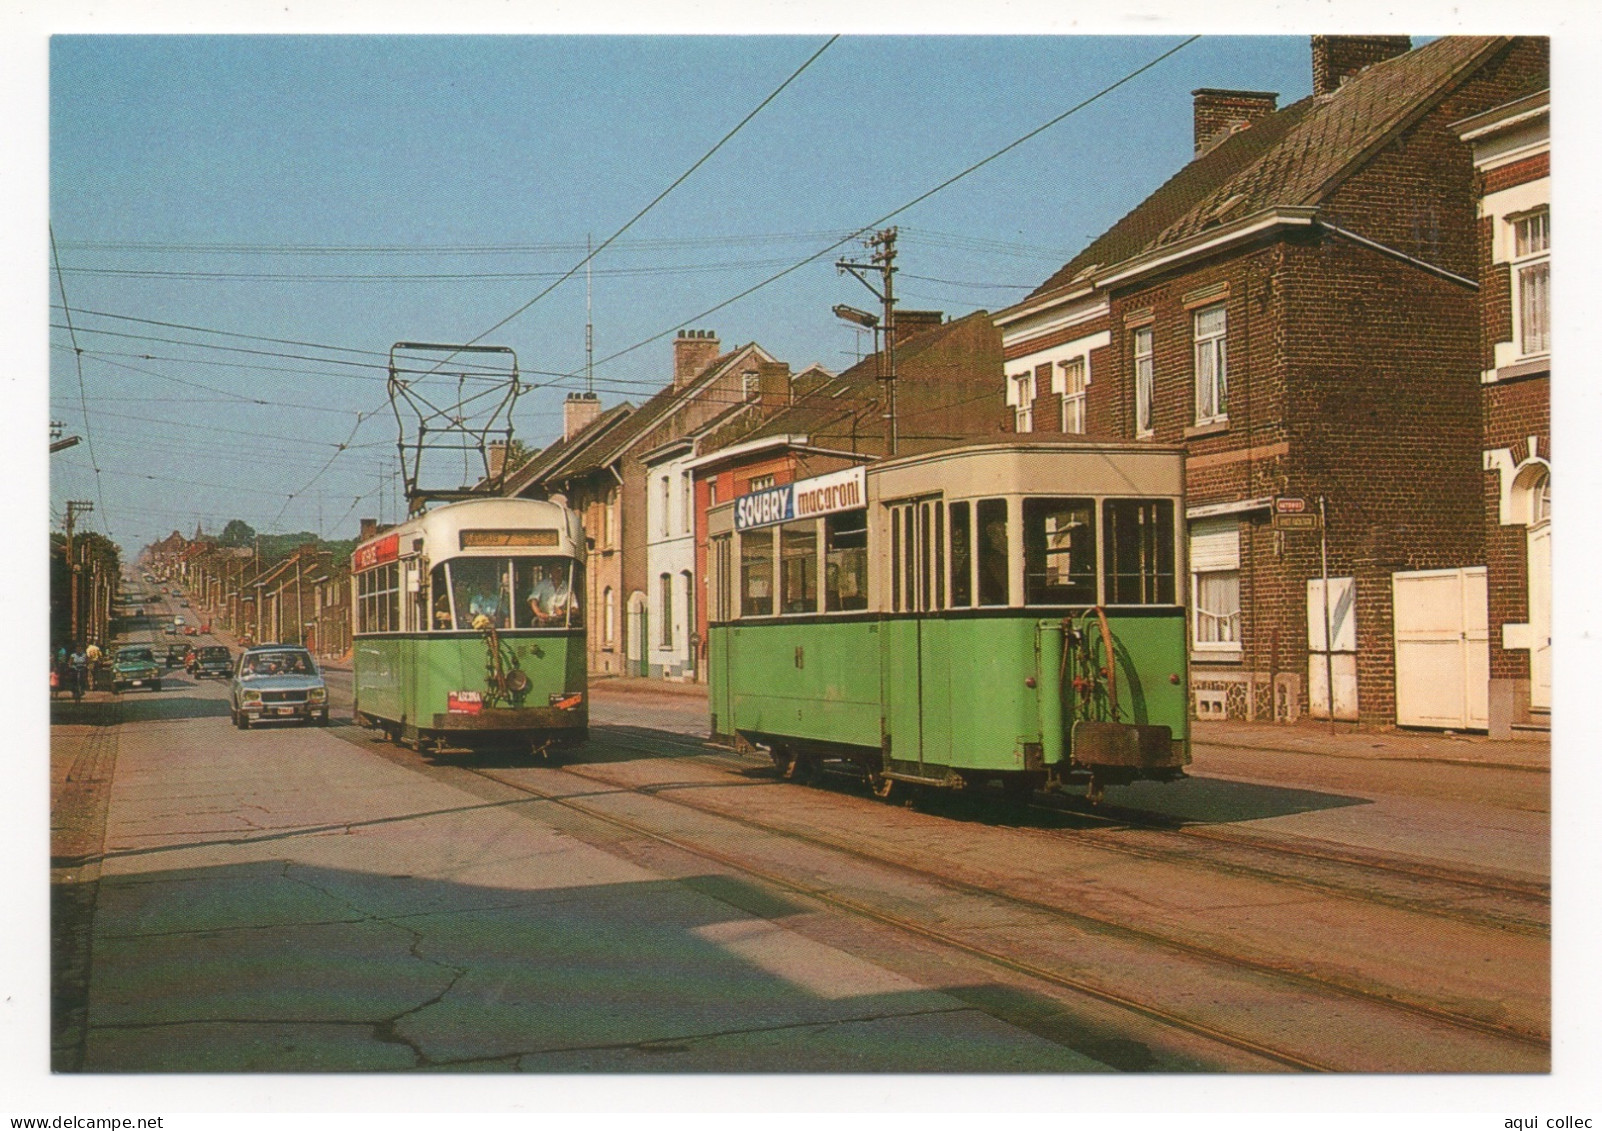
left=706, top=439, right=1191, bottom=798
left=351, top=497, right=588, bottom=755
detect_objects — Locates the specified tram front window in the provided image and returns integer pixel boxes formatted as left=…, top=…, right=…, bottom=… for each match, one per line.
left=515, top=558, right=584, bottom=628
left=825, top=509, right=868, bottom=612
left=1024, top=498, right=1097, bottom=605
left=450, top=558, right=511, bottom=629
left=1103, top=499, right=1176, bottom=605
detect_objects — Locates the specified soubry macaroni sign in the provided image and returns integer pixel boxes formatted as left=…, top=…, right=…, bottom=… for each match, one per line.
left=734, top=466, right=865, bottom=531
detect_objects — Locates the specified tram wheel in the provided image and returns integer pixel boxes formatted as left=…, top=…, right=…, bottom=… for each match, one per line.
left=868, top=772, right=896, bottom=800
left=770, top=748, right=795, bottom=778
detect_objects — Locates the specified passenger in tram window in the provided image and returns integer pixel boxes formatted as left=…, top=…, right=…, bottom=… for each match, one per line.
left=527, top=566, right=558, bottom=623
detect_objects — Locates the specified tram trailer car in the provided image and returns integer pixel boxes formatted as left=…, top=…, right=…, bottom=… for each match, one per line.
left=707, top=440, right=1190, bottom=799
left=351, top=497, right=588, bottom=756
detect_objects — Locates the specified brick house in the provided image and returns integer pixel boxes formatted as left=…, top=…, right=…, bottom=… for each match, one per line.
left=995, top=35, right=1548, bottom=727
left=1452, top=89, right=1550, bottom=737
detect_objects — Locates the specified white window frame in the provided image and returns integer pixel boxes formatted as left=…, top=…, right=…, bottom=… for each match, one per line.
left=1193, top=304, right=1228, bottom=426
left=1189, top=517, right=1241, bottom=655
left=1511, top=208, right=1550, bottom=359
left=659, top=475, right=672, bottom=537
left=1059, top=357, right=1087, bottom=434
left=1010, top=372, right=1034, bottom=433
left=1133, top=326, right=1155, bottom=438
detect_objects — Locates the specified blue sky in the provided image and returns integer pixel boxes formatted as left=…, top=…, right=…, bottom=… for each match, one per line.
left=46, top=33, right=1335, bottom=554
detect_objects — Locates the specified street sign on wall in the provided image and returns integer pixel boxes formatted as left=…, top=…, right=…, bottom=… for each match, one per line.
left=1273, top=497, right=1321, bottom=531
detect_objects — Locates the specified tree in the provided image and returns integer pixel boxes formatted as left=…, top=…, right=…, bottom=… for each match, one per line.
left=218, top=519, right=257, bottom=548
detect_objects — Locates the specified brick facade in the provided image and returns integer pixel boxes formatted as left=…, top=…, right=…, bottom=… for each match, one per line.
left=999, top=36, right=1548, bottom=728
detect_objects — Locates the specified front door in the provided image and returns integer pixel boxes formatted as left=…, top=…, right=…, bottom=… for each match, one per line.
left=1528, top=523, right=1551, bottom=711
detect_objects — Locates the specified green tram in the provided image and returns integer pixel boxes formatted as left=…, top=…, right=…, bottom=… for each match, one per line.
left=351, top=497, right=588, bottom=756
left=706, top=439, right=1190, bottom=799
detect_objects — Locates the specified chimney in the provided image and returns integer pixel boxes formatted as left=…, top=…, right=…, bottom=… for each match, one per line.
left=755, top=360, right=793, bottom=408
left=487, top=440, right=507, bottom=479
left=1311, top=35, right=1412, bottom=98
left=892, top=310, right=944, bottom=344
left=1192, top=89, right=1279, bottom=157
left=359, top=518, right=378, bottom=542
left=673, top=329, right=721, bottom=390
left=563, top=392, right=601, bottom=441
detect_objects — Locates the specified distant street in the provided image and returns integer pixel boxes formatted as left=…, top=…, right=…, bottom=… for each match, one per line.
left=51, top=587, right=1549, bottom=1073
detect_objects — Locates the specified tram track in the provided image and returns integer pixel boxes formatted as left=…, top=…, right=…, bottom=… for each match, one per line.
left=552, top=741, right=1548, bottom=1051
left=594, top=724, right=1551, bottom=938
left=376, top=725, right=1545, bottom=1072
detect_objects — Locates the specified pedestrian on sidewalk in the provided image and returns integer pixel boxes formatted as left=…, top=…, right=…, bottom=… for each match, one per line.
left=69, top=645, right=88, bottom=701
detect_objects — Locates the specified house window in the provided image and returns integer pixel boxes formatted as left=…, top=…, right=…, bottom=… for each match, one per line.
left=748, top=474, right=776, bottom=493
left=1060, top=358, right=1087, bottom=434
left=1193, top=305, right=1228, bottom=425
left=1133, top=326, right=1155, bottom=438
left=659, top=574, right=673, bottom=647
left=681, top=473, right=693, bottom=534
left=603, top=586, right=616, bottom=646
left=659, top=476, right=672, bottom=537
left=1010, top=372, right=1034, bottom=433
left=1512, top=209, right=1550, bottom=357
left=1189, top=517, right=1240, bottom=652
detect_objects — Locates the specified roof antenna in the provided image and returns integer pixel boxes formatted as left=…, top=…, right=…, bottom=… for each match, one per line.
left=586, top=233, right=595, bottom=396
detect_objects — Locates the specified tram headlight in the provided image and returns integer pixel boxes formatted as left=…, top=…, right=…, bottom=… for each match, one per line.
left=308, top=687, right=327, bottom=702
left=242, top=690, right=262, bottom=703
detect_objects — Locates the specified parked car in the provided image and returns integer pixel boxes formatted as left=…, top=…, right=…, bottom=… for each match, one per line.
left=229, top=644, right=329, bottom=729
left=165, top=644, right=188, bottom=668
left=111, top=646, right=162, bottom=693
left=183, top=626, right=197, bottom=636
left=191, top=645, right=232, bottom=679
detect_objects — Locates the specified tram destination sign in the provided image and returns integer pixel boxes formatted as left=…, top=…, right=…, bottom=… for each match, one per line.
left=734, top=466, right=865, bottom=531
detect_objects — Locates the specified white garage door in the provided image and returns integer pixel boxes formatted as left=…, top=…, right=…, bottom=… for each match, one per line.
left=1393, top=568, right=1489, bottom=730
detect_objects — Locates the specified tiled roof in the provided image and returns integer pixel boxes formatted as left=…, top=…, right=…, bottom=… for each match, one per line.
left=502, top=401, right=633, bottom=497
left=1029, top=36, right=1509, bottom=301
left=554, top=344, right=775, bottom=479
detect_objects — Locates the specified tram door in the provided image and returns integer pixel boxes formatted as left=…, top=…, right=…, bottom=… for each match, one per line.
left=882, top=497, right=947, bottom=774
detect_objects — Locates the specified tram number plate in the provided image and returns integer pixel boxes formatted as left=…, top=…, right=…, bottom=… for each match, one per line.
left=275, top=707, right=296, bottom=716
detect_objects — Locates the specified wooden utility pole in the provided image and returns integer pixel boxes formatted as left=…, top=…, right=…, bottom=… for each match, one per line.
left=837, top=227, right=900, bottom=456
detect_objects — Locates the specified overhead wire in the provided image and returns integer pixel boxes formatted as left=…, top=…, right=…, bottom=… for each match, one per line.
left=50, top=223, right=114, bottom=542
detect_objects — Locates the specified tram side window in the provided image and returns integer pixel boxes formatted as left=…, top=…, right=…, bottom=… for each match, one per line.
left=741, top=529, right=774, bottom=617
left=710, top=535, right=732, bottom=621
left=780, top=520, right=818, bottom=615
left=825, top=509, right=868, bottom=612
left=977, top=498, right=1009, bottom=607
left=1103, top=499, right=1176, bottom=605
left=357, top=562, right=401, bottom=633
left=1024, top=498, right=1097, bottom=605
left=430, top=565, right=453, bottom=630
left=949, top=501, right=973, bottom=607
